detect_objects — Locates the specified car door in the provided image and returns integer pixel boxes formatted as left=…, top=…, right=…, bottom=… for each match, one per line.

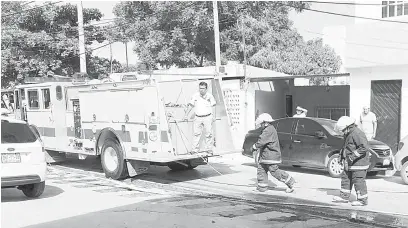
left=291, top=119, right=330, bottom=167
left=275, top=118, right=296, bottom=162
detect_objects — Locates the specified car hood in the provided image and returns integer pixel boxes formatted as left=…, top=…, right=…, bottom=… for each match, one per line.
left=368, top=139, right=389, bottom=148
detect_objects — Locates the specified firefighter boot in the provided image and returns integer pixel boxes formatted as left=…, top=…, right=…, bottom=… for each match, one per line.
left=284, top=176, right=295, bottom=193
left=332, top=196, right=348, bottom=203
left=351, top=191, right=368, bottom=206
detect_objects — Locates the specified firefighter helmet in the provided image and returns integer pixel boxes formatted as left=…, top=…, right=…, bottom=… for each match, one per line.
left=335, top=116, right=355, bottom=131
left=255, top=113, right=274, bottom=126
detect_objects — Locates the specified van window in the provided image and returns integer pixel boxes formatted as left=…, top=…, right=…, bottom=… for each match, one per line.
left=1, top=120, right=37, bottom=144
left=56, top=86, right=63, bottom=100
left=28, top=90, right=39, bottom=109
left=42, top=88, right=51, bottom=109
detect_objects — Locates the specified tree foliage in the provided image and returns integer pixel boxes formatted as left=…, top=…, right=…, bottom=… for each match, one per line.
left=1, top=1, right=119, bottom=88
left=107, top=1, right=341, bottom=79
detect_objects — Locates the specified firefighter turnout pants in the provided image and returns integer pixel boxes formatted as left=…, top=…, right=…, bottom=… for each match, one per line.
left=340, top=170, right=368, bottom=204
left=257, top=163, right=295, bottom=191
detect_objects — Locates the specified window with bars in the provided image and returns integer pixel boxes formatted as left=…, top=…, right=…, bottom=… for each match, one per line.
left=382, top=1, right=408, bottom=18
left=316, top=107, right=349, bottom=121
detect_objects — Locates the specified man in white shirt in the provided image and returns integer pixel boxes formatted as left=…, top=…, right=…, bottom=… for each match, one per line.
left=359, top=106, right=377, bottom=140
left=293, top=106, right=307, bottom=117
left=183, top=82, right=216, bottom=153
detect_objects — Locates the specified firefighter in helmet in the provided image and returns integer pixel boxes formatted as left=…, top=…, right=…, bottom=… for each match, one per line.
left=333, top=116, right=370, bottom=206
left=252, top=113, right=295, bottom=193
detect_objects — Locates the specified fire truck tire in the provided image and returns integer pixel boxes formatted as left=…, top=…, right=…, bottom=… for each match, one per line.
left=101, top=138, right=128, bottom=180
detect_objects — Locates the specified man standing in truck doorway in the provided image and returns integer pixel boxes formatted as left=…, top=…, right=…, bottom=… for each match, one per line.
left=183, top=82, right=216, bottom=154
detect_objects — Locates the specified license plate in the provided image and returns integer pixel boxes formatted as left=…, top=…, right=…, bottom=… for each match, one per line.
left=1, top=153, right=21, bottom=163
left=383, top=159, right=390, bottom=166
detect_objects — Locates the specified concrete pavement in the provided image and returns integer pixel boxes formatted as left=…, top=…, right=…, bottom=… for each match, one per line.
left=24, top=195, right=369, bottom=228
left=4, top=153, right=406, bottom=228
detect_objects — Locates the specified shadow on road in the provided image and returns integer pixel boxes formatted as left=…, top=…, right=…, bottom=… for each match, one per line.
left=55, top=156, right=241, bottom=185
left=134, top=162, right=241, bottom=184
left=1, top=185, right=64, bottom=203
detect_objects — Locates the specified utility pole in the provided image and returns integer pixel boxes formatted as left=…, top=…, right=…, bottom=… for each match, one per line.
left=212, top=1, right=221, bottom=77
left=241, top=16, right=247, bottom=78
left=77, top=1, right=87, bottom=73
left=125, top=42, right=129, bottom=69
left=110, top=43, right=113, bottom=73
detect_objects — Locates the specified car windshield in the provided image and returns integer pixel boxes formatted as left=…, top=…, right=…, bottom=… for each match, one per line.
left=1, top=120, right=37, bottom=144
left=315, top=119, right=343, bottom=137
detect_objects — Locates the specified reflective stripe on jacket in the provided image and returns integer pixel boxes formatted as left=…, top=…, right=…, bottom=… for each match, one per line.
left=252, top=124, right=282, bottom=164
left=341, top=125, right=370, bottom=170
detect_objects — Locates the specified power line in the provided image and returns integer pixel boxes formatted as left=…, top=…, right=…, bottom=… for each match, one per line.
left=288, top=4, right=408, bottom=24
left=3, top=1, right=63, bottom=17
left=304, top=1, right=385, bottom=6
left=346, top=56, right=385, bottom=65
left=299, top=28, right=408, bottom=50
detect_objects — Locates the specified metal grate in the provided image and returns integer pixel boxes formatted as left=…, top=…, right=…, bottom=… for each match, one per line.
left=316, top=106, right=349, bottom=121
left=223, top=90, right=242, bottom=125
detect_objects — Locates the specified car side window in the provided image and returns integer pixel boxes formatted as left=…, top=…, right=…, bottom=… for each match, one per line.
left=295, top=119, right=323, bottom=136
left=277, top=119, right=294, bottom=133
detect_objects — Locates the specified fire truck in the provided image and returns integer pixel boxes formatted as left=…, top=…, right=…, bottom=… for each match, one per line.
left=11, top=73, right=237, bottom=180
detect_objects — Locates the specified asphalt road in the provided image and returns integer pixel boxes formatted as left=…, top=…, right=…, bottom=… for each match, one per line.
left=2, top=153, right=407, bottom=228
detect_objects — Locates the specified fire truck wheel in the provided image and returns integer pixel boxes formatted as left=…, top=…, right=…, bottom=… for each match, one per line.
left=101, top=139, right=128, bottom=180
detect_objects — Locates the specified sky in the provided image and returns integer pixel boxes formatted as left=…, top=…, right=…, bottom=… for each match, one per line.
left=79, top=1, right=356, bottom=65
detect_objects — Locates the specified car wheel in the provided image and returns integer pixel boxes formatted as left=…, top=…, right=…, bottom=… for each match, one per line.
left=367, top=171, right=379, bottom=177
left=22, top=181, right=45, bottom=198
left=101, top=138, right=128, bottom=180
left=401, top=162, right=408, bottom=185
left=327, top=154, right=344, bottom=178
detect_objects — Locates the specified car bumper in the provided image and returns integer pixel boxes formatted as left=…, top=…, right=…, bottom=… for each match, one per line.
left=1, top=175, right=42, bottom=187
left=1, top=163, right=46, bottom=187
left=369, top=155, right=394, bottom=171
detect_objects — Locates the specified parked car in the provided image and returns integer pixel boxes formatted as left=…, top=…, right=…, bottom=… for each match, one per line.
left=1, top=114, right=46, bottom=198
left=395, top=135, right=408, bottom=185
left=242, top=117, right=394, bottom=178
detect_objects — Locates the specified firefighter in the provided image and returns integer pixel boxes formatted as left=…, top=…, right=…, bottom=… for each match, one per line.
left=253, top=113, right=295, bottom=193
left=333, top=116, right=370, bottom=206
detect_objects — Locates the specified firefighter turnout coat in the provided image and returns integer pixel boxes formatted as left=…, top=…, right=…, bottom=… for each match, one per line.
left=252, top=124, right=282, bottom=164
left=341, top=125, right=370, bottom=170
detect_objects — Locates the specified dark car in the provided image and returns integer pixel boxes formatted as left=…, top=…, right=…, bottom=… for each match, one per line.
left=242, top=117, right=394, bottom=178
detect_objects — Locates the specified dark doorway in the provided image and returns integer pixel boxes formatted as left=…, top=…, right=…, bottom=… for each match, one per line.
left=286, top=95, right=293, bottom=117
left=370, top=80, right=402, bottom=153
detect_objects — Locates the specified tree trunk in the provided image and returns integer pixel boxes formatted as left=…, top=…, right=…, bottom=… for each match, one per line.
left=199, top=54, right=204, bottom=67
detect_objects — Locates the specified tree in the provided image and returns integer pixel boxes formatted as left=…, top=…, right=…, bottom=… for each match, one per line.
left=1, top=1, right=118, bottom=87
left=106, top=1, right=341, bottom=76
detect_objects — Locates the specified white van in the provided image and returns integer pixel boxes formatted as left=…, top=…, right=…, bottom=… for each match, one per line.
left=1, top=115, right=47, bottom=198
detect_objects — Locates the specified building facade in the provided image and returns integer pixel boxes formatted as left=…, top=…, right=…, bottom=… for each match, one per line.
left=323, top=1, right=408, bottom=152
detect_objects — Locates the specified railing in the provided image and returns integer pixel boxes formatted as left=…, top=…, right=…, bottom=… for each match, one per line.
left=315, top=106, right=349, bottom=121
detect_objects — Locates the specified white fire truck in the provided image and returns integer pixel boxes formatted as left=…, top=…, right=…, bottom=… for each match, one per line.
left=11, top=73, right=237, bottom=180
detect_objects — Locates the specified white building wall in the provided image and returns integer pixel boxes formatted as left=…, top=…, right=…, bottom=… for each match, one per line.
left=348, top=65, right=408, bottom=140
